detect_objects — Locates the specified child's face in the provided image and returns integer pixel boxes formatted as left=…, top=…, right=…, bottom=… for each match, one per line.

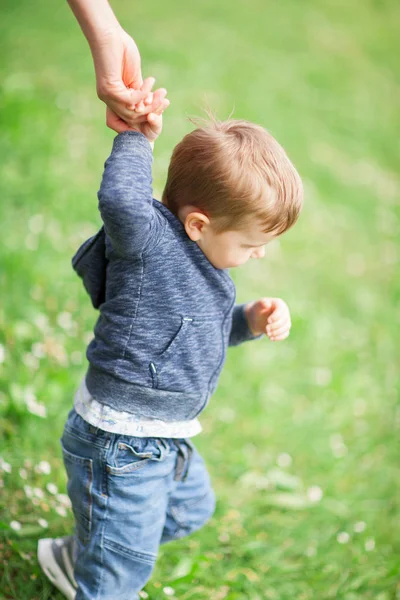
left=197, top=221, right=274, bottom=269
left=179, top=206, right=275, bottom=269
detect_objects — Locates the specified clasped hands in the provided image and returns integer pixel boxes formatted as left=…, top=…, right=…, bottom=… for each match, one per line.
left=106, top=76, right=169, bottom=142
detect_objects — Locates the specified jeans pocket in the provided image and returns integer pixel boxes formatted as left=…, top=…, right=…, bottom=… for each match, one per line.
left=106, top=438, right=169, bottom=476
left=61, top=441, right=93, bottom=545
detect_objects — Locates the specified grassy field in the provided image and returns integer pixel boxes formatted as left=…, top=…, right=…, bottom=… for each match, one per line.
left=0, top=0, right=399, bottom=598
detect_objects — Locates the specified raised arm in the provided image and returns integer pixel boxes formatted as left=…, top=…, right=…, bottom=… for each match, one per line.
left=98, top=131, right=164, bottom=257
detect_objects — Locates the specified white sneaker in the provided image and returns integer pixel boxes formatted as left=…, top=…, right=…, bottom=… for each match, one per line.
left=38, top=536, right=78, bottom=600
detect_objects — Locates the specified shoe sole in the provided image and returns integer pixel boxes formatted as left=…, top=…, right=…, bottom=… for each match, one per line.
left=38, top=538, right=77, bottom=600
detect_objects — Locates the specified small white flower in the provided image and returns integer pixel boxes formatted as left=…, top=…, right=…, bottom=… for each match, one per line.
left=10, top=520, right=22, bottom=531
left=330, top=433, right=348, bottom=458
left=163, top=587, right=175, bottom=597
left=26, top=397, right=47, bottom=418
left=56, top=493, right=71, bottom=508
left=35, top=461, right=51, bottom=475
left=38, top=518, right=48, bottom=528
left=0, top=344, right=5, bottom=364
left=353, top=521, right=366, bottom=533
left=0, top=457, right=12, bottom=473
left=57, top=312, right=73, bottom=330
left=19, top=468, right=28, bottom=479
left=24, top=485, right=33, bottom=498
left=55, top=506, right=67, bottom=517
left=307, top=486, right=323, bottom=503
left=277, top=452, right=292, bottom=468
left=33, top=313, right=49, bottom=331
left=46, top=482, right=58, bottom=495
left=33, top=487, right=45, bottom=499
left=337, top=531, right=350, bottom=544
left=365, top=538, right=375, bottom=551
left=139, top=592, right=149, bottom=599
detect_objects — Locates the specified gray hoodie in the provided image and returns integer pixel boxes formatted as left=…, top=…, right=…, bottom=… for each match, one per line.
left=77, top=131, right=260, bottom=422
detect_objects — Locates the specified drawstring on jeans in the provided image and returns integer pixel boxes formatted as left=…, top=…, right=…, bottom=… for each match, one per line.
left=173, top=440, right=193, bottom=482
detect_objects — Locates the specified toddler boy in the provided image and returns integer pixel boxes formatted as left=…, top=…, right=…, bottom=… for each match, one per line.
left=38, top=81, right=303, bottom=599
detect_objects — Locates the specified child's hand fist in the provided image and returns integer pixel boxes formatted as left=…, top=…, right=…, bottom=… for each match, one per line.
left=106, top=76, right=170, bottom=141
left=245, top=298, right=292, bottom=341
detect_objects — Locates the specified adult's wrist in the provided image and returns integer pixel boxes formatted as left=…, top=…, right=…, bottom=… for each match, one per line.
left=67, top=0, right=121, bottom=47
left=87, top=24, right=122, bottom=49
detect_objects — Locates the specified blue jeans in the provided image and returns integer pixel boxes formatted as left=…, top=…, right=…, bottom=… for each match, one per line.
left=61, top=407, right=216, bottom=600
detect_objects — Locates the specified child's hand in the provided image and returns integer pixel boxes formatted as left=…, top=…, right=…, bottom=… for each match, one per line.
left=244, top=298, right=291, bottom=341
left=106, top=76, right=170, bottom=143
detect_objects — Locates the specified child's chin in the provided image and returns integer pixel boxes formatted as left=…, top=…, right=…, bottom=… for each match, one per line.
left=226, top=260, right=245, bottom=269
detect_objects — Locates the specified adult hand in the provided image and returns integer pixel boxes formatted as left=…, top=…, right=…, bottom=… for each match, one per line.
left=67, top=1, right=167, bottom=130
left=92, top=28, right=147, bottom=128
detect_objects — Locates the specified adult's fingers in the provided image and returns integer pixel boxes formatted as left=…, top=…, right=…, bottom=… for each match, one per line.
left=102, top=85, right=145, bottom=110
left=141, top=77, right=156, bottom=96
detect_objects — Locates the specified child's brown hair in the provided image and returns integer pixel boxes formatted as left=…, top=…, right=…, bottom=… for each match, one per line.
left=162, top=116, right=303, bottom=235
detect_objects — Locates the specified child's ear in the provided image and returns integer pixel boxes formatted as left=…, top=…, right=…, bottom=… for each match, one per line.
left=183, top=211, right=211, bottom=242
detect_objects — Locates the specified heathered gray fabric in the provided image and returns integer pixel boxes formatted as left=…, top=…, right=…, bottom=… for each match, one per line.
left=85, top=131, right=261, bottom=421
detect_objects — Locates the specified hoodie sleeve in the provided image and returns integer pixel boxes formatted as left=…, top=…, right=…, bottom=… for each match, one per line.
left=97, top=131, right=163, bottom=258
left=228, top=304, right=263, bottom=346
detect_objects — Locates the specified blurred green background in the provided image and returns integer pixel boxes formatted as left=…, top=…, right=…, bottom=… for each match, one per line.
left=0, top=0, right=399, bottom=598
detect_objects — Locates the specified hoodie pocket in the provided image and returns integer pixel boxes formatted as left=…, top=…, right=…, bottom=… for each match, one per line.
left=149, top=316, right=193, bottom=388
left=149, top=315, right=224, bottom=392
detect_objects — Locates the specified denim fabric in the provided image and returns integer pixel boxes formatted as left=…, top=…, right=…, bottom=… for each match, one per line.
left=80, top=131, right=261, bottom=422
left=61, top=407, right=216, bottom=600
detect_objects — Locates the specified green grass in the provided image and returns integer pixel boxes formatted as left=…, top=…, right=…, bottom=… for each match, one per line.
left=0, top=0, right=399, bottom=598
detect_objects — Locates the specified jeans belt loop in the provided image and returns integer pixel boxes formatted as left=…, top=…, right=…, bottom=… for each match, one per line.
left=173, top=440, right=193, bottom=482
left=173, top=440, right=186, bottom=481
left=181, top=441, right=193, bottom=482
